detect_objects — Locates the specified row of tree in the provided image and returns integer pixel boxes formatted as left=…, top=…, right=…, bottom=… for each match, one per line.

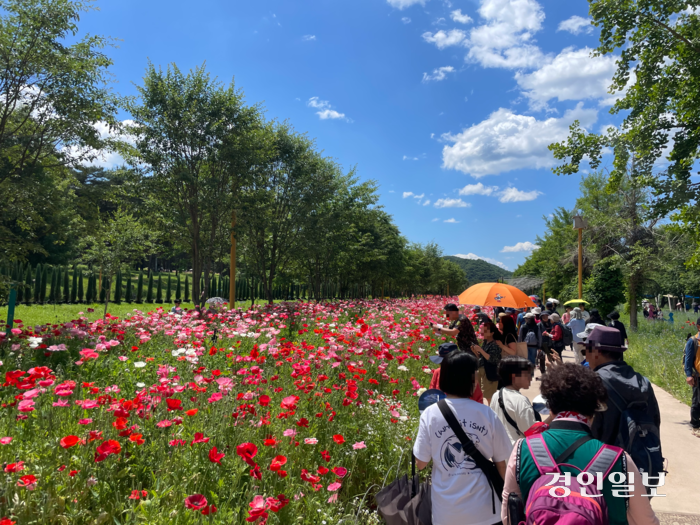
left=0, top=0, right=467, bottom=309
left=514, top=172, right=700, bottom=329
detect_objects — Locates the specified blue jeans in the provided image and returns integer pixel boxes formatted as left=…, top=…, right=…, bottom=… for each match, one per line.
left=527, top=346, right=537, bottom=366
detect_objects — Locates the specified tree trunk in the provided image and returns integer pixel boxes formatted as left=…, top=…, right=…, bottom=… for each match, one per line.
left=629, top=275, right=638, bottom=331
left=229, top=211, right=236, bottom=307
left=103, top=276, right=111, bottom=321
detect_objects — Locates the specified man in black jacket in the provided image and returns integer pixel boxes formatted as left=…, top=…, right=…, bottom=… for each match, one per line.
left=586, top=326, right=661, bottom=448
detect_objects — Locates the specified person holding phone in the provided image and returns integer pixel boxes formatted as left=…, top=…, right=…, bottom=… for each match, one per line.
left=470, top=321, right=503, bottom=405
left=433, top=303, right=478, bottom=353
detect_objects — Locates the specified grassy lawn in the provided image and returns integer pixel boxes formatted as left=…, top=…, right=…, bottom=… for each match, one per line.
left=623, top=310, right=696, bottom=406
left=0, top=300, right=271, bottom=327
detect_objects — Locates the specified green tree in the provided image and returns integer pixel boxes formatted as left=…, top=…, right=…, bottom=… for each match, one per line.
left=23, top=264, right=32, bottom=304
left=146, top=271, right=154, bottom=303
left=71, top=266, right=78, bottom=303
left=113, top=271, right=122, bottom=304
left=156, top=273, right=163, bottom=303
left=136, top=271, right=144, bottom=303
left=33, top=264, right=42, bottom=303
left=80, top=209, right=153, bottom=318
left=62, top=267, right=69, bottom=303
left=40, top=266, right=48, bottom=303
left=175, top=273, right=182, bottom=301
left=0, top=0, right=119, bottom=266
left=77, top=268, right=84, bottom=303
left=166, top=274, right=172, bottom=303
left=126, top=62, right=261, bottom=306
left=125, top=271, right=133, bottom=303
left=184, top=274, right=190, bottom=302
left=584, top=258, right=626, bottom=317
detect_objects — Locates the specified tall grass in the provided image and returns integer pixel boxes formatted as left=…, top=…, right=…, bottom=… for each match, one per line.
left=623, top=311, right=695, bottom=406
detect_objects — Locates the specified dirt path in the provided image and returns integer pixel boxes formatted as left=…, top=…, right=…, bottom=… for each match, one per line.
left=517, top=346, right=699, bottom=519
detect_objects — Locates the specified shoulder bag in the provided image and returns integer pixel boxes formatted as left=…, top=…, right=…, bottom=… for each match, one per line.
left=437, top=399, right=504, bottom=516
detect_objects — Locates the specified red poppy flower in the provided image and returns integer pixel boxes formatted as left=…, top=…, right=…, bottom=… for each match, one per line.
left=236, top=442, right=258, bottom=466
left=69, top=470, right=79, bottom=477
left=60, top=435, right=80, bottom=449
left=4, top=462, right=24, bottom=473
left=94, top=439, right=121, bottom=462
left=246, top=495, right=269, bottom=522
left=296, top=418, right=309, bottom=428
left=190, top=432, right=210, bottom=446
left=0, top=518, right=16, bottom=525
left=184, top=494, right=208, bottom=511
left=258, top=395, right=270, bottom=406
left=208, top=447, right=225, bottom=464
left=300, top=469, right=321, bottom=484
left=185, top=408, right=198, bottom=416
left=129, top=490, right=141, bottom=500
left=263, top=438, right=278, bottom=447
left=166, top=398, right=182, bottom=411
left=249, top=465, right=262, bottom=479
left=201, top=505, right=218, bottom=515
left=317, top=466, right=329, bottom=475
left=17, top=474, right=36, bottom=488
left=269, top=455, right=287, bottom=472
left=332, top=434, right=345, bottom=445
left=129, top=434, right=145, bottom=445
left=332, top=466, right=348, bottom=478
left=321, top=450, right=331, bottom=462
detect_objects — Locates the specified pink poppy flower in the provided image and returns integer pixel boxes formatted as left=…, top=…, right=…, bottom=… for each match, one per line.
left=0, top=437, right=12, bottom=445
left=327, top=482, right=342, bottom=491
left=352, top=441, right=366, bottom=450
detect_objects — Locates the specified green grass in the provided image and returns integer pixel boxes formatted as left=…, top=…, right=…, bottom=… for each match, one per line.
left=623, top=311, right=696, bottom=406
left=0, top=300, right=271, bottom=327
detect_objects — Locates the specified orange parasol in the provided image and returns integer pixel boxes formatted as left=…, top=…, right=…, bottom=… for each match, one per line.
left=458, top=282, right=537, bottom=309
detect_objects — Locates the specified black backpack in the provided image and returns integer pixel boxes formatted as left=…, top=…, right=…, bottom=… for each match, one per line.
left=602, top=377, right=664, bottom=487
left=560, top=322, right=574, bottom=346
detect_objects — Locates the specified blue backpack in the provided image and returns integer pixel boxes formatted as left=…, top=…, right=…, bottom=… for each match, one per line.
left=602, top=378, right=664, bottom=487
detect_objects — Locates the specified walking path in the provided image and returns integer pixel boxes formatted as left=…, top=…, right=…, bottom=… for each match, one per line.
left=519, top=347, right=700, bottom=523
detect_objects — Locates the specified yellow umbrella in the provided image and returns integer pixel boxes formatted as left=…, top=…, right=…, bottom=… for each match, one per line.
left=458, top=282, right=536, bottom=309
left=563, top=299, right=590, bottom=306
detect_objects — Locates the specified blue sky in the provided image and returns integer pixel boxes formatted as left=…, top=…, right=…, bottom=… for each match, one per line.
left=81, top=0, right=622, bottom=271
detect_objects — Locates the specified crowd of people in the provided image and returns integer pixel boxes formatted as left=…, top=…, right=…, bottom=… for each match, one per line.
left=413, top=300, right=666, bottom=525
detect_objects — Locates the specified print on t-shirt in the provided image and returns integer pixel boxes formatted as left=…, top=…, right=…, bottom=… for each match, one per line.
left=435, top=419, right=486, bottom=473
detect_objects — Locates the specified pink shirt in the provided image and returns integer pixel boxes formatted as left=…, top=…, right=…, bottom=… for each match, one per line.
left=500, top=441, right=659, bottom=525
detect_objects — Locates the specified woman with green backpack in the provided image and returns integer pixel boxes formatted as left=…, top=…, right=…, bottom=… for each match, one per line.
left=500, top=364, right=659, bottom=525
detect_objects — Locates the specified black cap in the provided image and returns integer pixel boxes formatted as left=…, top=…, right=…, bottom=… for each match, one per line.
left=607, top=311, right=620, bottom=320
left=444, top=303, right=459, bottom=312
left=174, top=299, right=182, bottom=304
left=473, top=305, right=481, bottom=312
left=430, top=342, right=459, bottom=364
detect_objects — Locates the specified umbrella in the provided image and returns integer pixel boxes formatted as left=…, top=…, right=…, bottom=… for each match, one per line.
left=458, top=283, right=536, bottom=309
left=563, top=299, right=589, bottom=306
left=529, top=295, right=540, bottom=300
left=205, top=297, right=226, bottom=305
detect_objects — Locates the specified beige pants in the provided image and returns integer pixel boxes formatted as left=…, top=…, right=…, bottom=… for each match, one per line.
left=573, top=342, right=585, bottom=364
left=478, top=367, right=498, bottom=402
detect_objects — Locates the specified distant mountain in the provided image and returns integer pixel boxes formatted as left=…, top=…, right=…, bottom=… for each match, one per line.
left=443, top=256, right=513, bottom=285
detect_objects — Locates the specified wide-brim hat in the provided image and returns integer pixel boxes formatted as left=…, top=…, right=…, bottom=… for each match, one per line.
left=585, top=325, right=627, bottom=352
left=577, top=322, right=604, bottom=340
left=532, top=307, right=542, bottom=315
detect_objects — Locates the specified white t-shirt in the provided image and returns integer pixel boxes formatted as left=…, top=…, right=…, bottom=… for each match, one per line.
left=413, top=398, right=513, bottom=525
left=489, top=388, right=537, bottom=444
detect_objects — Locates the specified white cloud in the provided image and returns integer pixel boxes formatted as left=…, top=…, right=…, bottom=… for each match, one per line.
left=501, top=241, right=539, bottom=252
left=307, top=97, right=350, bottom=121
left=413, top=193, right=425, bottom=199
left=307, top=97, right=330, bottom=109
left=458, top=182, right=498, bottom=196
left=432, top=218, right=440, bottom=222
left=444, top=218, right=460, bottom=223
left=403, top=191, right=415, bottom=198
left=451, top=9, right=473, bottom=24
left=515, top=47, right=618, bottom=109
left=423, top=199, right=431, bottom=206
left=422, top=66, right=455, bottom=82
left=441, top=102, right=598, bottom=177
left=317, top=109, right=347, bottom=120
left=465, top=0, right=548, bottom=69
left=387, top=0, right=428, bottom=9
left=302, top=35, right=317, bottom=41
left=454, top=252, right=509, bottom=270
left=402, top=17, right=412, bottom=24
left=403, top=155, right=419, bottom=160
left=557, top=15, right=593, bottom=35
left=499, top=187, right=542, bottom=202
left=64, top=119, right=136, bottom=169
left=422, top=29, right=467, bottom=49
left=434, top=197, right=469, bottom=208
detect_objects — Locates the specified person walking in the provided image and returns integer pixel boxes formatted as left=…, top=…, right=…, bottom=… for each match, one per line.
left=500, top=364, right=660, bottom=525
left=471, top=321, right=503, bottom=405
left=429, top=342, right=484, bottom=404
left=433, top=303, right=478, bottom=353
left=567, top=307, right=586, bottom=364
left=580, top=303, right=591, bottom=321
left=607, top=310, right=629, bottom=346
left=414, top=351, right=512, bottom=525
left=490, top=356, right=541, bottom=444
left=496, top=313, right=518, bottom=357
left=518, top=312, right=540, bottom=367
left=545, top=313, right=565, bottom=358
left=537, top=311, right=553, bottom=378
left=684, top=319, right=700, bottom=438
left=586, top=307, right=604, bottom=325
left=585, top=326, right=664, bottom=481
left=561, top=305, right=572, bottom=325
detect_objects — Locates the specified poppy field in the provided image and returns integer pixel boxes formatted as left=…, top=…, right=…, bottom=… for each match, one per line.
left=0, top=298, right=459, bottom=524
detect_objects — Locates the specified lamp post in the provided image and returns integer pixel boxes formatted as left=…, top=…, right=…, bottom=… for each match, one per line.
left=573, top=215, right=587, bottom=300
